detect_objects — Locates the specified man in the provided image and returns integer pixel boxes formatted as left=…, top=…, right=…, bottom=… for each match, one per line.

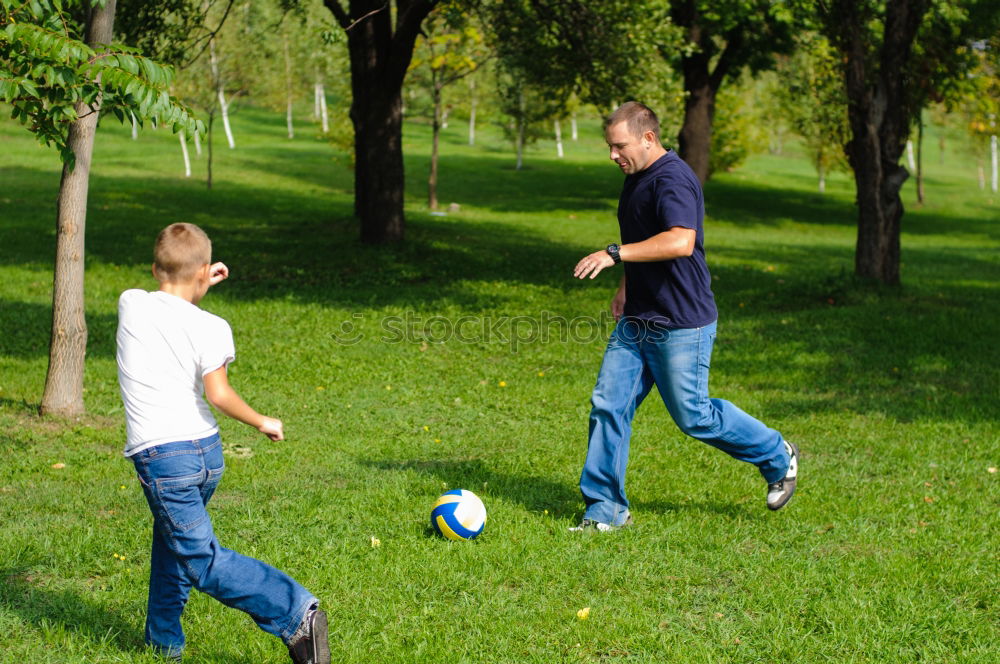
left=570, top=102, right=798, bottom=531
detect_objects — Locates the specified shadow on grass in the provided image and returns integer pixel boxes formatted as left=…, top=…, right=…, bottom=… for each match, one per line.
left=2, top=141, right=997, bottom=426
left=0, top=568, right=144, bottom=656
left=362, top=458, right=750, bottom=521
left=0, top=298, right=117, bottom=360
left=0, top=569, right=274, bottom=664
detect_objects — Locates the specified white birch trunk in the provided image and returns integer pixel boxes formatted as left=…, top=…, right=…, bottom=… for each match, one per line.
left=571, top=112, right=578, bottom=141
left=283, top=35, right=294, bottom=139
left=193, top=129, right=202, bottom=156
left=130, top=111, right=138, bottom=139
left=468, top=77, right=477, bottom=146
left=209, top=38, right=235, bottom=149
left=516, top=91, right=525, bottom=170
left=906, top=140, right=916, bottom=172
left=179, top=131, right=191, bottom=177
left=319, top=86, right=329, bottom=133
left=818, top=166, right=826, bottom=193
left=554, top=119, right=563, bottom=158
left=218, top=90, right=235, bottom=148
left=991, top=135, right=998, bottom=193
left=314, top=81, right=322, bottom=119
left=516, top=122, right=524, bottom=170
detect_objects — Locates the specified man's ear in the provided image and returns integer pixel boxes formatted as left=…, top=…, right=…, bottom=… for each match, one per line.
left=643, top=130, right=657, bottom=147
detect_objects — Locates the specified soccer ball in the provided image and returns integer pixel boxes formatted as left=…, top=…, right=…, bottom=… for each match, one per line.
left=431, top=489, right=486, bottom=541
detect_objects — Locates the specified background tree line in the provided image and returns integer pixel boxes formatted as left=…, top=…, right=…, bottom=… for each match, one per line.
left=2, top=0, right=999, bottom=416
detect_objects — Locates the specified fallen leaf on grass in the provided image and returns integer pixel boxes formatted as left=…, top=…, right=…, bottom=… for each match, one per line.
left=577, top=607, right=590, bottom=620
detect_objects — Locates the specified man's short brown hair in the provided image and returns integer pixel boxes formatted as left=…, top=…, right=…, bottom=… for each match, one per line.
left=153, top=223, right=211, bottom=282
left=604, top=101, right=660, bottom=141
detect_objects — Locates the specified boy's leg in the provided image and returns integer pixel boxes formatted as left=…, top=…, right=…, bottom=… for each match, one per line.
left=144, top=519, right=193, bottom=658
left=579, top=319, right=655, bottom=526
left=643, top=322, right=790, bottom=483
left=134, top=436, right=318, bottom=647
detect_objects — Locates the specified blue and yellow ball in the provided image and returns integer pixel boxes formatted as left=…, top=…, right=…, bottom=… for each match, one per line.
left=431, top=489, right=486, bottom=541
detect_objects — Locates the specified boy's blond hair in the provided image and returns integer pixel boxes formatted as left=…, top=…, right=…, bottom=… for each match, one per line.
left=154, top=223, right=211, bottom=282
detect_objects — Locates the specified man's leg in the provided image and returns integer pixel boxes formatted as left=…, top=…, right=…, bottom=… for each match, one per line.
left=644, top=322, right=790, bottom=484
left=579, top=319, right=655, bottom=526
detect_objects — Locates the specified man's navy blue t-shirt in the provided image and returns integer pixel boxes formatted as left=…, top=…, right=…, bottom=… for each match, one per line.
left=617, top=150, right=717, bottom=329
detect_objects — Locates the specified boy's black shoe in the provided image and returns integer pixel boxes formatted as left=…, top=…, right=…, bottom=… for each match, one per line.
left=288, top=608, right=331, bottom=664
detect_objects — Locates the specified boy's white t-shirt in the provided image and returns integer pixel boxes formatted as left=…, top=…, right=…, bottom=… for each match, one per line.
left=116, top=289, right=235, bottom=456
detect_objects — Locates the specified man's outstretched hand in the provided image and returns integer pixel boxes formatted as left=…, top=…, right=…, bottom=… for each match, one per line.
left=573, top=250, right=615, bottom=280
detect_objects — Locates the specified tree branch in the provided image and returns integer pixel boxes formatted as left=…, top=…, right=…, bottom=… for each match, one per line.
left=323, top=0, right=352, bottom=29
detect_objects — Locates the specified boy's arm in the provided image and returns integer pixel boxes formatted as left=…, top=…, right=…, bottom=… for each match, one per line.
left=203, top=365, right=284, bottom=441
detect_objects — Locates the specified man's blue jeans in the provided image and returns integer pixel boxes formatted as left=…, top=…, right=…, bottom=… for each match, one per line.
left=580, top=319, right=789, bottom=526
left=131, top=433, right=316, bottom=657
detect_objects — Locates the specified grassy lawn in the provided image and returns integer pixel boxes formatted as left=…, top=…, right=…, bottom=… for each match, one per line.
left=1, top=105, right=998, bottom=663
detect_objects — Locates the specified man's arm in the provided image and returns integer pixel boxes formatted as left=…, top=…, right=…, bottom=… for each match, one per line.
left=203, top=365, right=284, bottom=441
left=574, top=227, right=696, bottom=280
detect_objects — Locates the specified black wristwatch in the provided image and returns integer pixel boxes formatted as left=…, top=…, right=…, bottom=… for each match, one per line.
left=606, top=243, right=621, bottom=264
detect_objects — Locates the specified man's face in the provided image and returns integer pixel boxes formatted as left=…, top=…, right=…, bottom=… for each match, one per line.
left=605, top=121, right=654, bottom=175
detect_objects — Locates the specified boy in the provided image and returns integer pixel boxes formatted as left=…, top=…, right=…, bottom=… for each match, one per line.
left=116, top=222, right=330, bottom=664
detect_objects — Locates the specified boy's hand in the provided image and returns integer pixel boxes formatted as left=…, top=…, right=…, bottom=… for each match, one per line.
left=208, top=262, right=229, bottom=286
left=258, top=417, right=284, bottom=441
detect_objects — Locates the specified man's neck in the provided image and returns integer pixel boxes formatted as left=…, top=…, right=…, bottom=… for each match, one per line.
left=639, top=146, right=668, bottom=172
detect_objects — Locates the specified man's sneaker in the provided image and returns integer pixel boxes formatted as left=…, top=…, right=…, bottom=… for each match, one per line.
left=568, top=512, right=633, bottom=532
left=288, top=608, right=331, bottom=664
left=767, top=440, right=799, bottom=511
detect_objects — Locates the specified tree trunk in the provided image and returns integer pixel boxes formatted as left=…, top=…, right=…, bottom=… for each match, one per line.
left=571, top=111, right=578, bottom=141
left=992, top=134, right=998, bottom=193
left=468, top=76, right=477, bottom=146
left=206, top=112, right=215, bottom=190
left=515, top=90, right=525, bottom=170
left=41, top=0, right=117, bottom=417
left=327, top=0, right=436, bottom=244
left=314, top=75, right=322, bottom=118
left=916, top=117, right=924, bottom=204
left=193, top=128, right=202, bottom=155
left=319, top=85, right=329, bottom=133
left=209, top=38, right=235, bottom=149
left=180, top=131, right=191, bottom=177
left=283, top=34, right=294, bottom=139
left=352, top=90, right=406, bottom=242
left=554, top=119, right=563, bottom=158
left=677, top=73, right=715, bottom=183
left=836, top=0, right=927, bottom=285
left=429, top=82, right=441, bottom=210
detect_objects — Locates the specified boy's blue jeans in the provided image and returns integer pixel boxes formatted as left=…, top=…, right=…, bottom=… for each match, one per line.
left=131, top=433, right=316, bottom=657
left=580, top=319, right=790, bottom=526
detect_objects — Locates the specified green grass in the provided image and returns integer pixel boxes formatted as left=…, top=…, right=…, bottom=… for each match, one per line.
left=1, top=106, right=998, bottom=663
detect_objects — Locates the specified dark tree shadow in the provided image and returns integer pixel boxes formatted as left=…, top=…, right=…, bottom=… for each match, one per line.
left=0, top=567, right=145, bottom=656
left=0, top=567, right=280, bottom=663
